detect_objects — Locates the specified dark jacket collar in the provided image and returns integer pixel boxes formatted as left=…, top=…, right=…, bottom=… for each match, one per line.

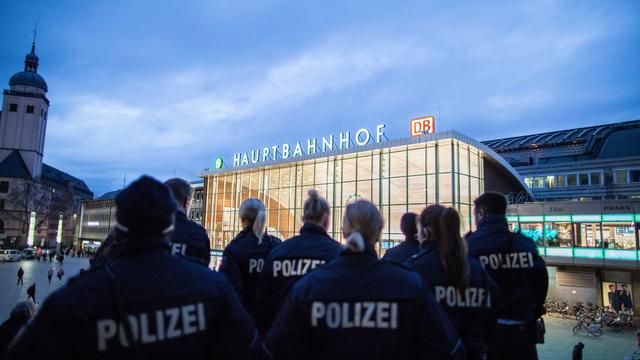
left=419, top=241, right=437, bottom=253
left=339, top=247, right=378, bottom=259
left=300, top=223, right=329, bottom=237
left=116, top=234, right=171, bottom=254
left=477, top=215, right=509, bottom=231
left=405, top=235, right=419, bottom=246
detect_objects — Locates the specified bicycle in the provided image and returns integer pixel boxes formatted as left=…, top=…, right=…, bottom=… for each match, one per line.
left=573, top=315, right=602, bottom=337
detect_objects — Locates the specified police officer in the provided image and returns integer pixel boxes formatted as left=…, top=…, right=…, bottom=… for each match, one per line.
left=266, top=199, right=463, bottom=359
left=408, top=205, right=497, bottom=359
left=164, top=178, right=211, bottom=266
left=256, top=189, right=340, bottom=334
left=219, top=198, right=281, bottom=319
left=382, top=212, right=420, bottom=262
left=466, top=192, right=548, bottom=360
left=6, top=176, right=259, bottom=359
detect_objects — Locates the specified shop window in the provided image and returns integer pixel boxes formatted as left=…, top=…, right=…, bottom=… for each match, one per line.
left=579, top=174, right=589, bottom=186
left=524, top=177, right=533, bottom=188
left=9, top=103, right=18, bottom=112
left=577, top=223, right=602, bottom=248
left=516, top=223, right=544, bottom=246
left=545, top=176, right=555, bottom=188
left=602, top=223, right=636, bottom=250
left=590, top=172, right=601, bottom=185
left=614, top=170, right=628, bottom=184
left=630, top=170, right=640, bottom=183
left=557, top=175, right=566, bottom=187
left=545, top=222, right=573, bottom=247
left=567, top=174, right=577, bottom=187
left=533, top=177, right=545, bottom=188
left=0, top=181, right=9, bottom=193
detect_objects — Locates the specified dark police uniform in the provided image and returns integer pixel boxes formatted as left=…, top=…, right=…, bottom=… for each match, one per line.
left=408, top=242, right=498, bottom=358
left=382, top=235, right=420, bottom=263
left=6, top=238, right=259, bottom=359
left=170, top=210, right=210, bottom=266
left=466, top=215, right=548, bottom=360
left=266, top=248, right=464, bottom=360
left=256, top=223, right=341, bottom=334
left=219, top=227, right=281, bottom=319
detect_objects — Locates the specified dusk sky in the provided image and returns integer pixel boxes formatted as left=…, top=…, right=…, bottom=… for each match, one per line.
left=1, top=1, right=639, bottom=196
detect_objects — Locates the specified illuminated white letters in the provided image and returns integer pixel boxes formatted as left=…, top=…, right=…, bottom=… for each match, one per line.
left=228, top=124, right=387, bottom=168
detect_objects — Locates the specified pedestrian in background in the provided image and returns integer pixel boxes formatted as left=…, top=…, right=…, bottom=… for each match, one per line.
left=26, top=284, right=36, bottom=305
left=219, top=198, right=281, bottom=319
left=0, top=301, right=36, bottom=353
left=382, top=212, right=420, bottom=263
left=266, top=199, right=463, bottom=359
left=16, top=268, right=24, bottom=286
left=56, top=267, right=64, bottom=282
left=47, top=267, right=53, bottom=284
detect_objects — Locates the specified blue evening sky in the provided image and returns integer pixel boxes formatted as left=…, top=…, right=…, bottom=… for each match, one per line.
left=1, top=1, right=639, bottom=196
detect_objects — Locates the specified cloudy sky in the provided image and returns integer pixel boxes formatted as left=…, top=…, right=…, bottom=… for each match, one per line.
left=1, top=1, right=638, bottom=196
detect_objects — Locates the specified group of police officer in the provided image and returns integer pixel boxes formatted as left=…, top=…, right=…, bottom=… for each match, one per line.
left=2, top=175, right=547, bottom=359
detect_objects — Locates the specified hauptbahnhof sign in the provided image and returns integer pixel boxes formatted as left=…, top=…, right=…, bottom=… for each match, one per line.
left=231, top=124, right=387, bottom=167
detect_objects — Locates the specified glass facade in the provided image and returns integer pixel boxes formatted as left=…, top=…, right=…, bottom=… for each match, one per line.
left=203, top=139, right=485, bottom=253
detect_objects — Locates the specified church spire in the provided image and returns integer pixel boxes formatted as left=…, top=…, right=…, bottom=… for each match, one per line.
left=24, top=23, right=39, bottom=72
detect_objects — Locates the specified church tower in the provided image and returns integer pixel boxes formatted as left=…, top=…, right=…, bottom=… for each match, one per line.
left=0, top=40, right=49, bottom=179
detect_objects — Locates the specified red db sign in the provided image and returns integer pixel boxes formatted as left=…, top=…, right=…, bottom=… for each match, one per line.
left=411, top=116, right=435, bottom=136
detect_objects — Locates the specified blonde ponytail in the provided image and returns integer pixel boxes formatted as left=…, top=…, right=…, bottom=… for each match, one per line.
left=346, top=231, right=365, bottom=252
left=239, top=198, right=267, bottom=244
left=254, top=209, right=266, bottom=244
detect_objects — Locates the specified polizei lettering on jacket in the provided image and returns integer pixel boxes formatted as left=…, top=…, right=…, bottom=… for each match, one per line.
left=249, top=258, right=264, bottom=273
left=272, top=259, right=325, bottom=277
left=96, top=303, right=206, bottom=351
left=434, top=286, right=491, bottom=308
left=310, top=301, right=398, bottom=329
left=478, top=252, right=534, bottom=270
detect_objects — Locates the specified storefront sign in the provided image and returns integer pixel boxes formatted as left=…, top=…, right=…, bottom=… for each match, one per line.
left=411, top=116, right=435, bottom=136
left=231, top=124, right=386, bottom=167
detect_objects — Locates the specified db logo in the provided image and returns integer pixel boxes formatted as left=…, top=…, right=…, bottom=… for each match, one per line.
left=411, top=116, right=435, bottom=136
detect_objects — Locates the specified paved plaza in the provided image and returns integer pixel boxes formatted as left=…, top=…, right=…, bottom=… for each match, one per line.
left=0, top=256, right=90, bottom=319
left=538, top=315, right=637, bottom=360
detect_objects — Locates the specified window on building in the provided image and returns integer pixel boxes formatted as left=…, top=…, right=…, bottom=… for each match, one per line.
left=590, top=172, right=601, bottom=185
left=567, top=174, right=577, bottom=187
left=0, top=181, right=9, bottom=193
left=579, top=174, right=589, bottom=186
left=0, top=199, right=4, bottom=210
left=630, top=170, right=640, bottom=183
left=524, top=177, right=533, bottom=188
left=615, top=170, right=628, bottom=184
left=602, top=223, right=636, bottom=250
left=545, top=222, right=573, bottom=247
left=545, top=176, right=555, bottom=188
left=9, top=103, right=18, bottom=112
left=517, top=223, right=544, bottom=246
left=577, top=223, right=602, bottom=248
left=26, top=105, right=34, bottom=113
left=557, top=175, right=566, bottom=187
left=0, top=219, right=4, bottom=233
left=533, top=177, right=545, bottom=188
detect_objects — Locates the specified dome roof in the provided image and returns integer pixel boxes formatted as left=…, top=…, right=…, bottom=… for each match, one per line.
left=9, top=71, right=48, bottom=92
